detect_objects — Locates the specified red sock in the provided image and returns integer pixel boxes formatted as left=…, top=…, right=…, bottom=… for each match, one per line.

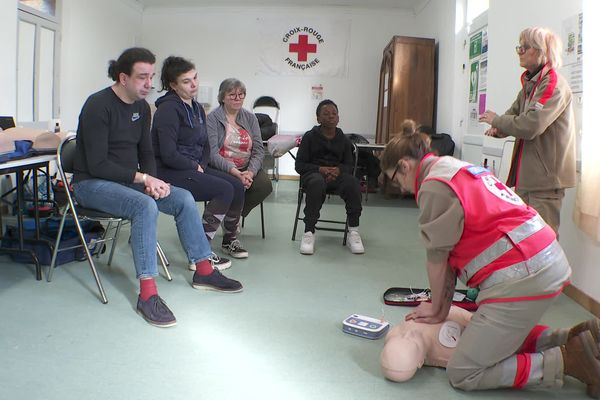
left=194, top=259, right=214, bottom=276
left=139, top=278, right=158, bottom=301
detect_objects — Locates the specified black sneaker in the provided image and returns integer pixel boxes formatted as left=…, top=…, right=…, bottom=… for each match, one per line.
left=222, top=239, right=249, bottom=259
left=209, top=253, right=232, bottom=270
left=136, top=295, right=177, bottom=328
left=188, top=253, right=232, bottom=271
left=192, top=269, right=243, bottom=293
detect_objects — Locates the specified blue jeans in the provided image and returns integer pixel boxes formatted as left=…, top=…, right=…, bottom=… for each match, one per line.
left=73, top=179, right=212, bottom=279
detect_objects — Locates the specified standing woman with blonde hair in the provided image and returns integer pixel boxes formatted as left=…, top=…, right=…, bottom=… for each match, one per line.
left=479, top=27, right=576, bottom=235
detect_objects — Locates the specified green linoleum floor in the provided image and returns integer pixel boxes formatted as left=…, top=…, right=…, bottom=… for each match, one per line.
left=0, top=180, right=594, bottom=399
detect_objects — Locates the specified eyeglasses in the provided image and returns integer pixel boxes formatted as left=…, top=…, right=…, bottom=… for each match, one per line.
left=515, top=44, right=531, bottom=55
left=227, top=92, right=246, bottom=100
left=390, top=165, right=400, bottom=181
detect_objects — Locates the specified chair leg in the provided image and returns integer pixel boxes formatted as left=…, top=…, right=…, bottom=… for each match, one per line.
left=47, top=207, right=69, bottom=282
left=292, top=189, right=303, bottom=241
left=75, top=221, right=109, bottom=304
left=343, top=217, right=349, bottom=246
left=260, top=202, right=265, bottom=239
left=96, top=220, right=111, bottom=259
left=68, top=211, right=108, bottom=303
left=156, top=242, right=172, bottom=281
left=107, top=220, right=123, bottom=266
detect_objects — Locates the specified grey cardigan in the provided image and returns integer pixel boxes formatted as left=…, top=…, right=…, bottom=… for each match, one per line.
left=206, top=105, right=265, bottom=175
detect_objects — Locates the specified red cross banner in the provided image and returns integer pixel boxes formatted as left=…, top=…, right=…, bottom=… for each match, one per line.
left=258, top=19, right=351, bottom=77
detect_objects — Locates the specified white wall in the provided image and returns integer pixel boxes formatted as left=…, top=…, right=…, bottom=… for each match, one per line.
left=414, top=0, right=457, bottom=135
left=59, top=0, right=144, bottom=131
left=482, top=0, right=599, bottom=303
left=141, top=6, right=423, bottom=175
left=142, top=6, right=421, bottom=133
left=0, top=0, right=18, bottom=117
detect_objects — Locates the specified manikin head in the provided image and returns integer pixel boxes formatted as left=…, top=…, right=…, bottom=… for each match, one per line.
left=380, top=329, right=427, bottom=382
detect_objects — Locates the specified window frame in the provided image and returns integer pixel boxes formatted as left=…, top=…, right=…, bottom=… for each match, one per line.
left=17, top=2, right=61, bottom=123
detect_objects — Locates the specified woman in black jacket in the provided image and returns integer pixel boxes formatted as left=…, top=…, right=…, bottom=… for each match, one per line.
left=151, top=56, right=247, bottom=264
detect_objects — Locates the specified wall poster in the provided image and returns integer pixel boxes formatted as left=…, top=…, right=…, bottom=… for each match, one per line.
left=468, top=26, right=488, bottom=126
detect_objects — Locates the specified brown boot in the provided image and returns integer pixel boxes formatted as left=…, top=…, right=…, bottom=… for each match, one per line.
left=561, top=330, right=600, bottom=398
left=568, top=319, right=600, bottom=343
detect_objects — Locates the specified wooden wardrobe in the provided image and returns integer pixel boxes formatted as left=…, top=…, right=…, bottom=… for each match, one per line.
left=375, top=36, right=436, bottom=144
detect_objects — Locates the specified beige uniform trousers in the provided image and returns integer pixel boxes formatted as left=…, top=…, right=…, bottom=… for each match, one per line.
left=517, top=189, right=565, bottom=235
left=447, top=241, right=572, bottom=391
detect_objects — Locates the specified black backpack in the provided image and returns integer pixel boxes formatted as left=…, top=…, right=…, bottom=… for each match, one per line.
left=254, top=112, right=277, bottom=141
left=429, top=133, right=455, bottom=156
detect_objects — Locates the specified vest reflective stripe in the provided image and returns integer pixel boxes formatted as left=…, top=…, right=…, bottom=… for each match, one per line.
left=460, top=215, right=546, bottom=282
left=477, top=240, right=565, bottom=290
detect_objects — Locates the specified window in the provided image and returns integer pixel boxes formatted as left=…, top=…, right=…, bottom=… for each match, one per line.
left=467, top=0, right=489, bottom=25
left=17, top=0, right=60, bottom=123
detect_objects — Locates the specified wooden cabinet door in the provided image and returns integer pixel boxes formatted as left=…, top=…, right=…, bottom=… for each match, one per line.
left=376, top=47, right=393, bottom=144
left=376, top=36, right=436, bottom=144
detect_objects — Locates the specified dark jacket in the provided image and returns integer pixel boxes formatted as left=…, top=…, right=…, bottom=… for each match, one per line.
left=151, top=90, right=210, bottom=173
left=74, top=87, right=155, bottom=183
left=295, top=126, right=354, bottom=176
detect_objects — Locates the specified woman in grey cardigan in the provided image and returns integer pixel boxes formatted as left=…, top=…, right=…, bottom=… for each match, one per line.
left=206, top=78, right=273, bottom=219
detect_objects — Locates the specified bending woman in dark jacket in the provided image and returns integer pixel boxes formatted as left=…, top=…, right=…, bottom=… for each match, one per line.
left=151, top=56, right=248, bottom=263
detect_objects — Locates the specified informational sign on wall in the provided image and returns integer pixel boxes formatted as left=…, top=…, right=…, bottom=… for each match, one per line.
left=467, top=26, right=488, bottom=127
left=562, top=13, right=583, bottom=94
left=561, top=12, right=583, bottom=164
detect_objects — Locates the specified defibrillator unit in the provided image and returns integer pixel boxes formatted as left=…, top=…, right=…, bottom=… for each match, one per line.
left=342, top=314, right=390, bottom=340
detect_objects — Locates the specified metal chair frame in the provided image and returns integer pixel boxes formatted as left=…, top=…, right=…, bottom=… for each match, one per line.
left=241, top=202, right=265, bottom=239
left=47, top=136, right=171, bottom=304
left=291, top=143, right=360, bottom=246
left=253, top=96, right=280, bottom=181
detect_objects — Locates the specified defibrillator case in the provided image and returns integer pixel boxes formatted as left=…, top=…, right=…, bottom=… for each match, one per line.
left=383, top=287, right=478, bottom=311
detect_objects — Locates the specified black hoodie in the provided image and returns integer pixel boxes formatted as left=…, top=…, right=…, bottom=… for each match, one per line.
left=295, top=125, right=354, bottom=176
left=151, top=90, right=210, bottom=172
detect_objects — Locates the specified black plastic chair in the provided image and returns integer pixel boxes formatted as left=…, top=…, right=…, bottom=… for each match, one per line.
left=241, top=202, right=265, bottom=239
left=253, top=96, right=280, bottom=180
left=253, top=96, right=280, bottom=110
left=291, top=144, right=359, bottom=246
left=47, top=136, right=171, bottom=304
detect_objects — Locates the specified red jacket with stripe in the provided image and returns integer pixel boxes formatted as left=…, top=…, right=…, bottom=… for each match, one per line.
left=491, top=64, right=576, bottom=192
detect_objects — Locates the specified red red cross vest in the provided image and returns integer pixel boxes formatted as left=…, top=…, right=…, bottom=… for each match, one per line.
left=419, top=156, right=556, bottom=288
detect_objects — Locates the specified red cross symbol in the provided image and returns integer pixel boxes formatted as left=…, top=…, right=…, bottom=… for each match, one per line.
left=289, top=34, right=317, bottom=62
left=494, top=181, right=508, bottom=192
left=494, top=180, right=514, bottom=198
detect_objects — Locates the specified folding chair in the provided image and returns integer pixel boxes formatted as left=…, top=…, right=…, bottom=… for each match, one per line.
left=292, top=186, right=349, bottom=245
left=47, top=136, right=171, bottom=304
left=241, top=202, right=265, bottom=239
left=253, top=96, right=280, bottom=180
left=291, top=144, right=359, bottom=246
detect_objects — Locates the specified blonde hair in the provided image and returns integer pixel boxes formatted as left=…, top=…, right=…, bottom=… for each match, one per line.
left=519, top=27, right=563, bottom=69
left=380, top=133, right=431, bottom=171
left=399, top=119, right=417, bottom=136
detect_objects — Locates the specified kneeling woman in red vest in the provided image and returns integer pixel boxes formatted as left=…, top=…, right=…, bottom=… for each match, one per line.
left=380, top=132, right=600, bottom=398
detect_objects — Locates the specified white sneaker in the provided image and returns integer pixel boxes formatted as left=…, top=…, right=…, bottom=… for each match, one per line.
left=300, top=231, right=315, bottom=255
left=346, top=230, right=365, bottom=254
